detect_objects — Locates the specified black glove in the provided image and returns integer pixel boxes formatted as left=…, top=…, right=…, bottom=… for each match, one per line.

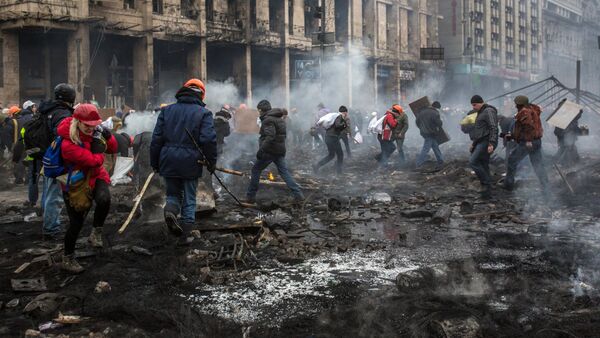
left=206, top=161, right=216, bottom=174
left=90, top=137, right=107, bottom=154
left=96, top=125, right=113, bottom=141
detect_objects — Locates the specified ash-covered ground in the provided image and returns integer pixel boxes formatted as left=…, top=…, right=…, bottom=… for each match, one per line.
left=1, top=140, right=600, bottom=338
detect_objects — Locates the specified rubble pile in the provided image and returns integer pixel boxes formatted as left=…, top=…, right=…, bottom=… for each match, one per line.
left=1, top=146, right=600, bottom=337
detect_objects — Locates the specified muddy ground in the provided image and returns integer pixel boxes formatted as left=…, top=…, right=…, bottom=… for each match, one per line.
left=1, top=142, right=600, bottom=338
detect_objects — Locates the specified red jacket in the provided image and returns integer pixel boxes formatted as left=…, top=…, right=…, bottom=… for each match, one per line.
left=513, top=104, right=543, bottom=142
left=381, top=111, right=399, bottom=141
left=57, top=117, right=117, bottom=189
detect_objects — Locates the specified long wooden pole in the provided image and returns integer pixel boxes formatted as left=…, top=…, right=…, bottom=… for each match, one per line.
left=118, top=172, right=155, bottom=234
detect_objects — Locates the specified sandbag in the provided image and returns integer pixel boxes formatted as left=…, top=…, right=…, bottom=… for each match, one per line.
left=110, top=156, right=134, bottom=186
left=353, top=131, right=363, bottom=144
left=316, top=112, right=341, bottom=129
left=368, top=116, right=385, bottom=135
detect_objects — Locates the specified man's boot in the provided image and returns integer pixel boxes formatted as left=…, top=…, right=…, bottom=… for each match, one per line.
left=481, top=185, right=492, bottom=199
left=61, top=254, right=85, bottom=274
left=164, top=205, right=183, bottom=236
left=88, top=227, right=104, bottom=248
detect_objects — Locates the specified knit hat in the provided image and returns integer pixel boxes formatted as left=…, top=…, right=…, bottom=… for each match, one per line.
left=470, top=95, right=484, bottom=104
left=256, top=99, right=272, bottom=112
left=432, top=101, right=441, bottom=109
left=514, top=95, right=529, bottom=105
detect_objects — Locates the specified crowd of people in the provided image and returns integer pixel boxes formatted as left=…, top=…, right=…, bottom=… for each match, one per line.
left=0, top=78, right=584, bottom=274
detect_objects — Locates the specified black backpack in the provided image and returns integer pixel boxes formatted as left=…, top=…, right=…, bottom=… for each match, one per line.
left=22, top=113, right=52, bottom=159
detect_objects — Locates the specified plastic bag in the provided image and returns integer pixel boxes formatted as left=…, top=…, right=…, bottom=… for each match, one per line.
left=353, top=131, right=363, bottom=144
left=110, top=156, right=134, bottom=186
left=316, top=112, right=341, bottom=129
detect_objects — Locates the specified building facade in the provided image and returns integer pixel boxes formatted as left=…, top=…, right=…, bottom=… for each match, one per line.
left=439, top=0, right=544, bottom=101
left=543, top=0, right=582, bottom=88
left=581, top=0, right=600, bottom=95
left=0, top=0, right=440, bottom=111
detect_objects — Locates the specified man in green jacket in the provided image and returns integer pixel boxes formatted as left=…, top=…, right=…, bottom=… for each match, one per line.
left=391, top=104, right=409, bottom=165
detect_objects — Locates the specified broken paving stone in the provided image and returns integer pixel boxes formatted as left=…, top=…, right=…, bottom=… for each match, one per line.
left=365, top=192, right=392, bottom=204
left=432, top=205, right=453, bottom=224
left=24, top=329, right=41, bottom=337
left=429, top=317, right=481, bottom=338
left=38, top=321, right=64, bottom=332
left=130, top=246, right=153, bottom=256
left=54, top=312, right=88, bottom=324
left=23, top=293, right=62, bottom=315
left=401, top=209, right=434, bottom=218
left=11, top=277, right=47, bottom=292
left=94, top=281, right=111, bottom=294
left=259, top=209, right=292, bottom=227
left=6, top=298, right=19, bottom=308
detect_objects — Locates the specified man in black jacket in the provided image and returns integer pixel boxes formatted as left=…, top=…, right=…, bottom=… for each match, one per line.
left=39, top=83, right=75, bottom=239
left=415, top=104, right=444, bottom=168
left=246, top=100, right=304, bottom=204
left=468, top=95, right=499, bottom=199
left=313, top=108, right=348, bottom=174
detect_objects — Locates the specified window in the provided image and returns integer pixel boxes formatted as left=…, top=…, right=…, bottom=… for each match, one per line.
left=152, top=0, right=163, bottom=14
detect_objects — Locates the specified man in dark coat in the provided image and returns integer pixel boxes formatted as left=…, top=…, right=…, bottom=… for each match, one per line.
left=246, top=100, right=304, bottom=203
left=11, top=103, right=35, bottom=184
left=468, top=95, right=499, bottom=199
left=313, top=108, right=348, bottom=174
left=151, top=79, right=217, bottom=239
left=39, top=84, right=75, bottom=239
left=214, top=105, right=232, bottom=155
left=554, top=109, right=583, bottom=166
left=415, top=104, right=444, bottom=168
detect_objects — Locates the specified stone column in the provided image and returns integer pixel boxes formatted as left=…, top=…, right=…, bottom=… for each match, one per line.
left=2, top=32, right=19, bottom=106
left=67, top=25, right=90, bottom=102
left=133, top=35, right=153, bottom=110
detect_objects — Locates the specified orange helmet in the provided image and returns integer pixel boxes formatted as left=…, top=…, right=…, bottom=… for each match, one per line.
left=391, top=104, right=403, bottom=114
left=184, top=78, right=206, bottom=100
left=8, top=105, right=20, bottom=116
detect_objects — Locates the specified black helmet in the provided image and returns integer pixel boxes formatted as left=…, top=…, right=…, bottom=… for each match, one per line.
left=54, top=83, right=76, bottom=104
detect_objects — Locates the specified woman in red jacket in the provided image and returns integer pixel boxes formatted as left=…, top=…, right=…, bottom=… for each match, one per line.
left=57, top=104, right=117, bottom=273
left=377, top=106, right=400, bottom=167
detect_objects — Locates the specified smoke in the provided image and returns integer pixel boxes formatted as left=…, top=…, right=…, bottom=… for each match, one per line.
left=121, top=111, right=159, bottom=136
left=205, top=79, right=241, bottom=113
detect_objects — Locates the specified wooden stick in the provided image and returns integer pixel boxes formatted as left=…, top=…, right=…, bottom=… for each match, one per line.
left=553, top=163, right=575, bottom=195
left=118, top=172, right=155, bottom=234
left=217, top=167, right=245, bottom=176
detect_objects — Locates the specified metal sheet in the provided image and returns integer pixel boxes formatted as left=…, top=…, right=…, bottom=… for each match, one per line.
left=546, top=99, right=583, bottom=129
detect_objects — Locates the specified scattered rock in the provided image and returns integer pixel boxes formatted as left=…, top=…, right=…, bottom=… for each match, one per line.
left=11, top=277, right=47, bottom=292
left=190, top=230, right=202, bottom=239
left=130, top=246, right=153, bottom=256
left=365, top=192, right=392, bottom=204
left=23, top=293, right=62, bottom=315
left=38, top=321, right=63, bottom=332
left=24, top=329, right=40, bottom=337
left=94, top=281, right=111, bottom=294
left=6, top=298, right=19, bottom=308
left=259, top=209, right=292, bottom=226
